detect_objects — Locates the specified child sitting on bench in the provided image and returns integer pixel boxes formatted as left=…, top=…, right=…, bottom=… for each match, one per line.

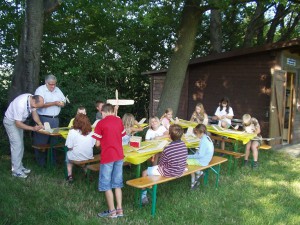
left=141, top=124, right=188, bottom=204
left=187, top=124, right=214, bottom=190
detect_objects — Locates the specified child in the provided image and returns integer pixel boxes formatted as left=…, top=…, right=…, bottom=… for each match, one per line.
left=214, top=97, right=234, bottom=150
left=68, top=106, right=87, bottom=128
left=190, top=103, right=208, bottom=125
left=92, top=104, right=126, bottom=218
left=145, top=116, right=169, bottom=140
left=141, top=124, right=188, bottom=204
left=187, top=124, right=214, bottom=190
left=242, top=114, right=261, bottom=169
left=214, top=97, right=234, bottom=128
left=122, top=113, right=143, bottom=145
left=160, top=108, right=174, bottom=130
left=65, top=114, right=96, bottom=182
left=95, top=100, right=104, bottom=120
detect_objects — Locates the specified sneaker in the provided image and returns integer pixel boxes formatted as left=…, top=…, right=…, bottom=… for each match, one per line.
left=12, top=171, right=28, bottom=179
left=253, top=161, right=259, bottom=169
left=22, top=168, right=31, bottom=174
left=66, top=175, right=73, bottom=183
left=244, top=160, right=249, bottom=167
left=142, top=196, right=149, bottom=205
left=116, top=208, right=124, bottom=217
left=97, top=209, right=117, bottom=218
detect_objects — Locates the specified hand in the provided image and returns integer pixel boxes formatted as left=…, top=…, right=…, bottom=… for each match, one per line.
left=32, top=125, right=43, bottom=131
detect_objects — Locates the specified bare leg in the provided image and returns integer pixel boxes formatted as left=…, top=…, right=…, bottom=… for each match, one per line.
left=105, top=190, right=115, bottom=211
left=67, top=163, right=73, bottom=176
left=115, top=188, right=122, bottom=210
left=251, top=142, right=259, bottom=161
left=244, top=142, right=251, bottom=160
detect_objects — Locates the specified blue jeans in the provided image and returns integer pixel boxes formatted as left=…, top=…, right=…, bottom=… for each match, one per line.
left=98, top=160, right=123, bottom=192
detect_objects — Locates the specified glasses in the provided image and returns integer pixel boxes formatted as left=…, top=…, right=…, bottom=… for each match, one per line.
left=47, top=82, right=56, bottom=86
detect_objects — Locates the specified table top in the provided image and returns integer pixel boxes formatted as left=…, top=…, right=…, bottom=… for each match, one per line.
left=174, top=119, right=257, bottom=144
left=123, top=136, right=199, bottom=165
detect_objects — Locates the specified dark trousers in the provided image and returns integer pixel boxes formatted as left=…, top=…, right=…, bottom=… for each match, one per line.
left=33, top=116, right=59, bottom=166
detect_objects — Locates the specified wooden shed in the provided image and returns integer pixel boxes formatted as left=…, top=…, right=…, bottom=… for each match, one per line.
left=144, top=39, right=300, bottom=147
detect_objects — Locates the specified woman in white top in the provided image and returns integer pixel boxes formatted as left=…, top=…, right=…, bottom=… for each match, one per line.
left=65, top=114, right=96, bottom=182
left=145, top=116, right=169, bottom=140
left=214, top=97, right=234, bottom=128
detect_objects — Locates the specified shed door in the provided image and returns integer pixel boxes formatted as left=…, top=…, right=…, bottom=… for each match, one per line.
left=269, top=70, right=286, bottom=145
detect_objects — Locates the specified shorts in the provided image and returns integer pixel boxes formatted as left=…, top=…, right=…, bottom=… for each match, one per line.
left=98, top=160, right=123, bottom=192
left=147, top=165, right=161, bottom=176
left=187, top=159, right=202, bottom=166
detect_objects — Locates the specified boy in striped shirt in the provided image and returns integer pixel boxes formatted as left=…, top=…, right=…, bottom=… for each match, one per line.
left=141, top=124, right=188, bottom=204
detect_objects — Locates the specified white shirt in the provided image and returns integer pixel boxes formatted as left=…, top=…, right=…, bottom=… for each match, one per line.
left=145, top=125, right=167, bottom=140
left=65, top=129, right=96, bottom=161
left=35, top=84, right=65, bottom=116
left=5, top=93, right=36, bottom=122
left=214, top=106, right=234, bottom=126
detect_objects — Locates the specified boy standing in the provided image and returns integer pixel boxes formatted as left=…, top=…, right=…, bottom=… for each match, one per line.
left=95, top=100, right=104, bottom=120
left=92, top=104, right=126, bottom=218
left=141, top=124, right=188, bottom=204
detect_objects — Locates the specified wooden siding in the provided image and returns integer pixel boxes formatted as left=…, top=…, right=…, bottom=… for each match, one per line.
left=188, top=52, right=275, bottom=137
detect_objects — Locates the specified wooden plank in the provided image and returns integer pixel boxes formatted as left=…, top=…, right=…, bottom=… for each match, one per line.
left=126, top=156, right=227, bottom=189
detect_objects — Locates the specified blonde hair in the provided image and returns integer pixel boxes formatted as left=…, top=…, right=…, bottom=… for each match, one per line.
left=160, top=108, right=173, bottom=120
left=122, top=113, right=136, bottom=134
left=149, top=116, right=160, bottom=129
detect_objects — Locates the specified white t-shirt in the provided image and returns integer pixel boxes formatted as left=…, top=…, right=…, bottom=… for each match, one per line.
left=145, top=125, right=167, bottom=140
left=214, top=106, right=234, bottom=126
left=35, top=84, right=65, bottom=116
left=65, top=129, right=96, bottom=161
left=5, top=93, right=35, bottom=122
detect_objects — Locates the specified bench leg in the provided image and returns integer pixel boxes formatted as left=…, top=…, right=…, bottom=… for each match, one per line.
left=151, top=184, right=157, bottom=217
left=209, top=164, right=221, bottom=188
left=135, top=164, right=142, bottom=205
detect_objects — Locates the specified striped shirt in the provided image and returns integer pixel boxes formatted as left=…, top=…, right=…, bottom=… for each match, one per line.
left=158, top=140, right=188, bottom=177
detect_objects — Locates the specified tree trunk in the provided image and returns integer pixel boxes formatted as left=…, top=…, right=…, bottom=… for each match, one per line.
left=8, top=0, right=60, bottom=103
left=156, top=0, right=201, bottom=117
left=210, top=9, right=222, bottom=53
left=243, top=1, right=265, bottom=47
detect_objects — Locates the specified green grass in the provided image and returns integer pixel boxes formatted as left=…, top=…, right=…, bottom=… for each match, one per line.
left=0, top=144, right=300, bottom=225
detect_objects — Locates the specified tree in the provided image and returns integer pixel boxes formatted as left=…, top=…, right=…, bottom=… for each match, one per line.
left=7, top=0, right=61, bottom=102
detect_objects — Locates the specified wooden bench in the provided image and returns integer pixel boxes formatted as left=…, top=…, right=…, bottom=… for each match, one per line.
left=214, top=148, right=245, bottom=174
left=259, top=144, right=272, bottom=150
left=126, top=156, right=228, bottom=216
left=32, top=143, right=66, bottom=169
left=69, top=154, right=101, bottom=182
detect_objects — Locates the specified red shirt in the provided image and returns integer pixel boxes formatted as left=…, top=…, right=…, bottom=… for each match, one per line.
left=92, top=115, right=126, bottom=164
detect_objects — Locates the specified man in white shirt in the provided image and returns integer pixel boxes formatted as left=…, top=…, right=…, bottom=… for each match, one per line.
left=33, top=75, right=65, bottom=166
left=3, top=94, right=44, bottom=178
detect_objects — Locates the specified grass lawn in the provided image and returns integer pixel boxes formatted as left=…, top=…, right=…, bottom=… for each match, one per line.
left=1, top=143, right=300, bottom=225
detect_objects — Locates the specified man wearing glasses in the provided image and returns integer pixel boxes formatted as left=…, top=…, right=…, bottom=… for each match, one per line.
left=33, top=75, right=65, bottom=166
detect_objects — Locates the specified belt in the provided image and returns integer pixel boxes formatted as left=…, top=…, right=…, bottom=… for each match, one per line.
left=40, top=115, right=59, bottom=118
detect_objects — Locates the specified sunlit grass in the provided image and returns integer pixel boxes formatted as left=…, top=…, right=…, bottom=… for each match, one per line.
left=0, top=146, right=300, bottom=225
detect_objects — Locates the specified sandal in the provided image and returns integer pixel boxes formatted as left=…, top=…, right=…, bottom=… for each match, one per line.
left=98, top=209, right=117, bottom=218
left=116, top=208, right=124, bottom=217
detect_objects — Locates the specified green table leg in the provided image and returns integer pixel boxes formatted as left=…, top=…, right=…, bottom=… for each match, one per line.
left=135, top=164, right=141, bottom=205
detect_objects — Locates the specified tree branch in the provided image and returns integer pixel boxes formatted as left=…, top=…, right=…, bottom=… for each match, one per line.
left=44, top=0, right=62, bottom=14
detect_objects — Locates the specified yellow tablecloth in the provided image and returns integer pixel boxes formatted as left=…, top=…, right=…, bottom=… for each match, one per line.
left=123, top=137, right=199, bottom=165
left=206, top=125, right=257, bottom=144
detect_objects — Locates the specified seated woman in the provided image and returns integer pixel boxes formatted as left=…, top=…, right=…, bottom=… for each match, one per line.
left=65, top=113, right=96, bottom=182
left=145, top=116, right=169, bottom=140
left=68, top=106, right=87, bottom=128
left=190, top=103, right=208, bottom=125
left=122, top=113, right=144, bottom=145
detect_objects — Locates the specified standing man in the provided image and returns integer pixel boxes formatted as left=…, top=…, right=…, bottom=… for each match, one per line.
left=3, top=94, right=44, bottom=178
left=34, top=75, right=65, bottom=166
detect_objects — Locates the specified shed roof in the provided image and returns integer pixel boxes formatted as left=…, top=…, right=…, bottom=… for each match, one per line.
left=142, top=39, right=300, bottom=76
